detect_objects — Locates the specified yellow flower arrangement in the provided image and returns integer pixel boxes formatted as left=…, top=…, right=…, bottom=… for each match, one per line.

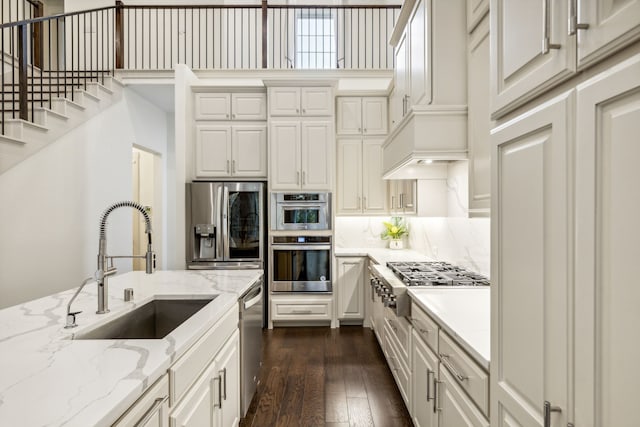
left=380, top=217, right=408, bottom=240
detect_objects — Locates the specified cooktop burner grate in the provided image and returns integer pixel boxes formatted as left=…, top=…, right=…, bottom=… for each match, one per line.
left=387, top=261, right=490, bottom=287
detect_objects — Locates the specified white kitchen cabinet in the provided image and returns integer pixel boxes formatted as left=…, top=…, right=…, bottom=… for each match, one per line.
left=574, top=54, right=640, bottom=427
left=195, top=124, right=266, bottom=178
left=394, top=32, right=409, bottom=119
left=170, top=331, right=240, bottom=427
left=114, top=375, right=169, bottom=427
left=411, top=329, right=439, bottom=427
left=336, top=257, right=365, bottom=322
left=268, top=87, right=333, bottom=117
left=337, top=138, right=387, bottom=215
left=195, top=93, right=266, bottom=120
left=491, top=93, right=571, bottom=427
left=490, top=0, right=640, bottom=119
left=467, top=0, right=489, bottom=33
left=337, top=97, right=388, bottom=136
left=438, top=365, right=489, bottom=427
left=269, top=120, right=332, bottom=191
left=389, top=180, right=417, bottom=215
left=409, top=0, right=429, bottom=106
left=467, top=15, right=491, bottom=216
left=269, top=294, right=335, bottom=328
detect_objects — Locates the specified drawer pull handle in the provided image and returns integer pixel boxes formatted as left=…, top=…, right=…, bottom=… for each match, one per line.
left=412, top=318, right=431, bottom=334
left=426, top=369, right=434, bottom=403
left=214, top=375, right=223, bottom=408
left=440, top=354, right=468, bottom=381
left=221, top=368, right=227, bottom=400
left=292, top=309, right=313, bottom=314
left=134, top=396, right=168, bottom=427
left=434, top=379, right=443, bottom=413
left=544, top=401, right=562, bottom=427
left=542, top=0, right=561, bottom=54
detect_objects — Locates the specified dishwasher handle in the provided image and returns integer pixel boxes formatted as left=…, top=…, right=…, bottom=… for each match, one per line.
left=243, top=285, right=263, bottom=310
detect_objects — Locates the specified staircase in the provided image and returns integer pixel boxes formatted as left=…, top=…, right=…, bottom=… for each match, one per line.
left=0, top=70, right=124, bottom=174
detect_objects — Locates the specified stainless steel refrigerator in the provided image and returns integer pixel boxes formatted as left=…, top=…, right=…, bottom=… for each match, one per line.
left=186, top=182, right=265, bottom=269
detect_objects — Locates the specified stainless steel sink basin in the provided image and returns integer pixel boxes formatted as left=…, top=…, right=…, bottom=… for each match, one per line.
left=74, top=298, right=216, bottom=340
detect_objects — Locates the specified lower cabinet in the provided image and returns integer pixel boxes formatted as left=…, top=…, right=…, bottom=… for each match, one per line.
left=113, top=375, right=170, bottom=427
left=412, top=330, right=438, bottom=427
left=438, top=365, right=489, bottom=427
left=269, top=294, right=335, bottom=328
left=170, top=331, right=240, bottom=427
left=336, top=257, right=366, bottom=322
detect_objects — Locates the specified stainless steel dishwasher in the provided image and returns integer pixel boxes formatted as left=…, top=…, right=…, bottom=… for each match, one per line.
left=239, top=275, right=264, bottom=416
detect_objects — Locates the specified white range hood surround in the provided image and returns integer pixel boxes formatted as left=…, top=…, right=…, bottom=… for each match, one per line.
left=382, top=104, right=467, bottom=180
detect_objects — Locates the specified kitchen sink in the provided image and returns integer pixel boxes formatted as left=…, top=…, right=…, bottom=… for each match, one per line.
left=73, top=297, right=216, bottom=340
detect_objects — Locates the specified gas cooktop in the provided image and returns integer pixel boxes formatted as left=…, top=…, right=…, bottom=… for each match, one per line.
left=386, top=261, right=490, bottom=287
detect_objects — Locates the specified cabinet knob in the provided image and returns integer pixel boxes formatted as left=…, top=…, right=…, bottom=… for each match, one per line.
left=232, top=113, right=236, bottom=119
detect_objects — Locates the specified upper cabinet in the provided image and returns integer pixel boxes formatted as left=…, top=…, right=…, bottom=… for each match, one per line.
left=337, top=97, right=388, bottom=136
left=195, top=92, right=267, bottom=120
left=467, top=0, right=489, bottom=33
left=490, top=0, right=640, bottom=119
left=268, top=87, right=333, bottom=117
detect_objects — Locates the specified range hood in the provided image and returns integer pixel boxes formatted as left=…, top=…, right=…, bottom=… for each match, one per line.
left=382, top=105, right=467, bottom=180
left=382, top=0, right=467, bottom=180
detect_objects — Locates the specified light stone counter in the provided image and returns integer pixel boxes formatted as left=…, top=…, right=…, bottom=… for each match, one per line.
left=0, top=269, right=262, bottom=427
left=408, top=288, right=490, bottom=370
left=334, top=247, right=432, bottom=265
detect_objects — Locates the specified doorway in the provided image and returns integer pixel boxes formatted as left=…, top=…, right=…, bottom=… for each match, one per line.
left=132, top=147, right=162, bottom=271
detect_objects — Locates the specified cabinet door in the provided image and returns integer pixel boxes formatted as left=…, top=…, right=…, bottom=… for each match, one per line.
left=231, top=93, right=266, bottom=120
left=195, top=93, right=231, bottom=120
left=336, top=257, right=365, bottom=320
left=362, top=139, right=387, bottom=214
left=337, top=97, right=362, bottom=135
left=195, top=125, right=232, bottom=178
left=215, top=332, right=240, bottom=427
left=395, top=33, right=409, bottom=117
left=577, top=0, right=640, bottom=68
left=467, top=16, right=491, bottom=216
left=231, top=125, right=267, bottom=177
left=389, top=88, right=403, bottom=131
left=268, top=87, right=301, bottom=116
left=400, top=180, right=417, bottom=215
left=362, top=98, right=388, bottom=136
left=301, top=87, right=333, bottom=116
left=337, top=139, right=363, bottom=214
left=491, top=93, right=571, bottom=427
left=409, top=0, right=430, bottom=106
left=412, top=331, right=439, bottom=427
left=490, top=0, right=574, bottom=118
left=574, top=54, right=640, bottom=427
left=301, top=121, right=332, bottom=190
left=170, top=361, right=219, bottom=427
left=269, top=121, right=301, bottom=190
left=438, top=366, right=489, bottom=427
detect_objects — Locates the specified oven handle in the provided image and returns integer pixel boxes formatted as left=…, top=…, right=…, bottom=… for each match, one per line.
left=271, top=245, right=332, bottom=251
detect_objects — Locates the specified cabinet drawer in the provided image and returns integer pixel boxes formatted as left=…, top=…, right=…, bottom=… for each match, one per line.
left=271, top=298, right=333, bottom=320
left=169, top=303, right=238, bottom=406
left=411, top=303, right=439, bottom=353
left=439, top=364, right=489, bottom=426
left=384, top=324, right=411, bottom=406
left=438, top=331, right=489, bottom=417
left=384, top=308, right=411, bottom=364
left=113, top=375, right=169, bottom=427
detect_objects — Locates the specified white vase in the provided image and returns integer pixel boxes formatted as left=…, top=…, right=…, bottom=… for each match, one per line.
left=389, top=239, right=403, bottom=250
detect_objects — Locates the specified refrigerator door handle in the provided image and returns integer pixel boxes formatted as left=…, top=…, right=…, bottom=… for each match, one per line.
left=216, top=185, right=224, bottom=261
left=222, top=185, right=230, bottom=261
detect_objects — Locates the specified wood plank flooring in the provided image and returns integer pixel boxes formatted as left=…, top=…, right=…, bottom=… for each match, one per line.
left=240, top=326, right=413, bottom=427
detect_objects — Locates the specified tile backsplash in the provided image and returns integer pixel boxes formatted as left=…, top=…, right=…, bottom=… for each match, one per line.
left=335, top=216, right=490, bottom=277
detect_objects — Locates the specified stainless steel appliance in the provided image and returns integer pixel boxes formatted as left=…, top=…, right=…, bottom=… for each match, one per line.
left=270, top=235, right=332, bottom=292
left=239, top=275, right=264, bottom=416
left=369, top=261, right=490, bottom=317
left=270, top=192, right=331, bottom=230
left=186, top=182, right=265, bottom=269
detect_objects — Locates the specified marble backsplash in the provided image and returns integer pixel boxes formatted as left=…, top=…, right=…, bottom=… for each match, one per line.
left=335, top=216, right=490, bottom=277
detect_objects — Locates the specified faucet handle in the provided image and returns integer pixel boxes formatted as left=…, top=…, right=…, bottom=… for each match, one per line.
left=65, top=311, right=82, bottom=329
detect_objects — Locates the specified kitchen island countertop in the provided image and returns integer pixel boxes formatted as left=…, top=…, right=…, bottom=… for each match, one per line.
left=0, top=269, right=262, bottom=427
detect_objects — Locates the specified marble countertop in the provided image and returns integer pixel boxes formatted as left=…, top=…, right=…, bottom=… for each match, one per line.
left=334, top=247, right=432, bottom=265
left=408, top=288, right=490, bottom=370
left=0, top=269, right=262, bottom=427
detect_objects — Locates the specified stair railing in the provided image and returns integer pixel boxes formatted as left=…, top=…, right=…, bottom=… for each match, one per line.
left=0, top=6, right=116, bottom=133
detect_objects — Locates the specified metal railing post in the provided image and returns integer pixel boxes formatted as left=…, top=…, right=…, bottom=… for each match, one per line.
left=115, top=1, right=124, bottom=68
left=32, top=1, right=44, bottom=69
left=17, top=23, right=28, bottom=120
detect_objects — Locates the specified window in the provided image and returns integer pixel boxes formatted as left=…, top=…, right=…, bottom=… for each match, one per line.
left=295, top=10, right=336, bottom=69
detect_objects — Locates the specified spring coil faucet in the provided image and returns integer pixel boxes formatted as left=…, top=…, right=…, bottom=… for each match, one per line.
left=96, top=201, right=155, bottom=314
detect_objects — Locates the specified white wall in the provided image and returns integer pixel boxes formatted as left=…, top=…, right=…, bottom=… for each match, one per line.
left=0, top=88, right=170, bottom=309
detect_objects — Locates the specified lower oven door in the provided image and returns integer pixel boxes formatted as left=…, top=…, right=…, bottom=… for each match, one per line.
left=271, top=244, right=332, bottom=292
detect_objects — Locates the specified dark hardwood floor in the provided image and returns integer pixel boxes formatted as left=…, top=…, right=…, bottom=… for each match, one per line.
left=240, top=326, right=413, bottom=427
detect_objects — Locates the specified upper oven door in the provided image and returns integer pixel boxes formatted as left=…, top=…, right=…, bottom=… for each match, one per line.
left=277, top=204, right=328, bottom=230
left=271, top=244, right=332, bottom=292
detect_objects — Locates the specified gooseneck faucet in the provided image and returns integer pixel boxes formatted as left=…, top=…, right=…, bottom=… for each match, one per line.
left=96, top=201, right=155, bottom=314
